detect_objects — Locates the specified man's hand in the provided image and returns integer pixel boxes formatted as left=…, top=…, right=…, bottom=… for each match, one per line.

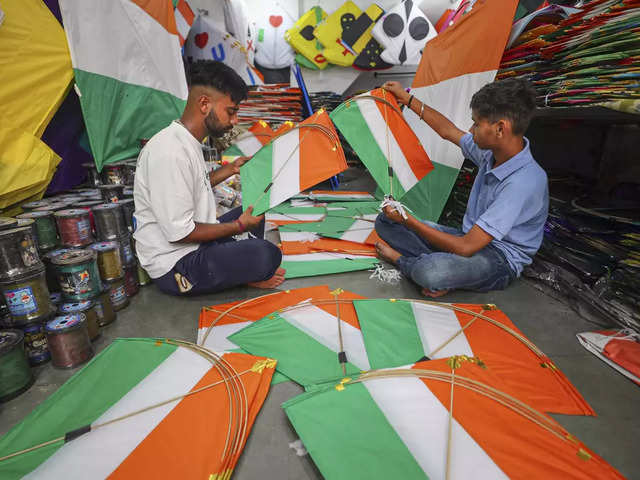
left=383, top=205, right=407, bottom=224
left=230, top=156, right=250, bottom=175
left=382, top=81, right=410, bottom=105
left=238, top=205, right=264, bottom=231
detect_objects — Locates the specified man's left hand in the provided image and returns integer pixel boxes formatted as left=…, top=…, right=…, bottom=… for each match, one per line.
left=383, top=205, right=406, bottom=224
left=231, top=156, right=251, bottom=175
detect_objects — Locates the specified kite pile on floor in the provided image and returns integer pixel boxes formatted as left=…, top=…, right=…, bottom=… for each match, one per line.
left=265, top=192, right=382, bottom=279
left=523, top=196, right=640, bottom=384
left=0, top=286, right=629, bottom=477
left=497, top=0, right=640, bottom=111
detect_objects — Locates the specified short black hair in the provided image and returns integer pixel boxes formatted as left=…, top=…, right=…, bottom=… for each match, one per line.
left=187, top=60, right=248, bottom=104
left=470, top=78, right=537, bottom=135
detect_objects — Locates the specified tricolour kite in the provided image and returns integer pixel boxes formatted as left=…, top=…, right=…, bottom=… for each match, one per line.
left=59, top=0, right=188, bottom=171
left=241, top=110, right=348, bottom=215
left=402, top=0, right=518, bottom=221
left=223, top=121, right=275, bottom=158
left=353, top=299, right=594, bottom=415
left=0, top=338, right=274, bottom=479
left=284, top=357, right=624, bottom=480
left=330, top=88, right=433, bottom=213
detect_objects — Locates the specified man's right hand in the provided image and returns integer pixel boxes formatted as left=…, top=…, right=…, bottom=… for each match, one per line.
left=238, top=205, right=264, bottom=231
left=383, top=81, right=410, bottom=105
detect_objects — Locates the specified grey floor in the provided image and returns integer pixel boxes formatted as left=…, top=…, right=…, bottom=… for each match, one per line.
left=1, top=168, right=638, bottom=478
left=1, top=273, right=638, bottom=478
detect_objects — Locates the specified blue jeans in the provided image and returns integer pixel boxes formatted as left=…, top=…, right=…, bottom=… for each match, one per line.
left=375, top=214, right=515, bottom=293
left=154, top=207, right=282, bottom=296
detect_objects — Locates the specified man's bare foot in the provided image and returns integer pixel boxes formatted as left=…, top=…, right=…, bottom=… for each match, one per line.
left=375, top=242, right=402, bottom=265
left=248, top=268, right=286, bottom=289
left=421, top=287, right=449, bottom=298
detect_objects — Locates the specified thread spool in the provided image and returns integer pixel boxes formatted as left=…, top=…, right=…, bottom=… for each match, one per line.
left=0, top=217, right=18, bottom=232
left=16, top=211, right=59, bottom=252
left=92, top=203, right=128, bottom=241
left=15, top=218, right=39, bottom=252
left=123, top=159, right=137, bottom=185
left=20, top=200, right=50, bottom=211
left=36, top=203, right=70, bottom=212
left=137, top=262, right=151, bottom=286
left=117, top=233, right=136, bottom=266
left=123, top=264, right=140, bottom=297
left=0, top=330, right=34, bottom=402
left=0, top=226, right=43, bottom=282
left=98, top=184, right=125, bottom=203
left=55, top=209, right=94, bottom=247
left=93, top=288, right=116, bottom=326
left=52, top=249, right=102, bottom=301
left=118, top=198, right=135, bottom=233
left=43, top=247, right=71, bottom=292
left=58, top=300, right=100, bottom=341
left=124, top=187, right=134, bottom=198
left=45, top=313, right=93, bottom=369
left=50, top=292, right=62, bottom=309
left=90, top=241, right=124, bottom=281
left=82, top=162, right=101, bottom=187
left=105, top=277, right=129, bottom=311
left=75, top=200, right=102, bottom=234
left=101, top=163, right=128, bottom=185
left=0, top=269, right=52, bottom=326
left=0, top=296, right=11, bottom=327
left=19, top=320, right=51, bottom=366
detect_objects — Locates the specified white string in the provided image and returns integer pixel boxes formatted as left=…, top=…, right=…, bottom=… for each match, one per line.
left=369, top=263, right=402, bottom=285
left=380, top=196, right=410, bottom=220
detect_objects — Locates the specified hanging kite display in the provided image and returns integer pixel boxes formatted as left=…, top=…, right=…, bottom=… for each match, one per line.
left=223, top=0, right=256, bottom=66
left=314, top=2, right=387, bottom=69
left=330, top=88, right=433, bottom=212
left=254, top=4, right=296, bottom=69
left=283, top=357, right=624, bottom=480
left=285, top=6, right=329, bottom=69
left=185, top=14, right=263, bottom=86
left=0, top=338, right=275, bottom=479
left=352, top=299, right=594, bottom=415
left=59, top=0, right=188, bottom=172
left=240, top=110, right=347, bottom=215
left=402, top=0, right=518, bottom=221
left=371, top=0, right=437, bottom=65
left=174, top=0, right=196, bottom=47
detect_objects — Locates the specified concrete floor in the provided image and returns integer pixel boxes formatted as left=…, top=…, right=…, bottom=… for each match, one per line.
left=1, top=273, right=638, bottom=478
left=1, top=168, right=638, bottom=478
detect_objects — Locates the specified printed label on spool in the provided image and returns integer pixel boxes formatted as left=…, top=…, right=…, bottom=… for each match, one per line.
left=110, top=285, right=127, bottom=305
left=122, top=243, right=134, bottom=263
left=4, top=287, right=38, bottom=315
left=22, top=324, right=50, bottom=364
left=93, top=301, right=104, bottom=320
left=60, top=270, right=92, bottom=295
left=20, top=240, right=40, bottom=267
left=76, top=219, right=91, bottom=240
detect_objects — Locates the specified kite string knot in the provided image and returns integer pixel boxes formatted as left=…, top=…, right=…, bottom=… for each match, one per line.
left=380, top=196, right=409, bottom=220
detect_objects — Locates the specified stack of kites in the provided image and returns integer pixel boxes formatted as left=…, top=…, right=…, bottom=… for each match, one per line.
left=524, top=198, right=640, bottom=334
left=195, top=286, right=624, bottom=479
left=497, top=0, right=640, bottom=112
left=237, top=85, right=304, bottom=125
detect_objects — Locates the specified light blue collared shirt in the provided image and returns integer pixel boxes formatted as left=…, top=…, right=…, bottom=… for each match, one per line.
left=459, top=133, right=548, bottom=276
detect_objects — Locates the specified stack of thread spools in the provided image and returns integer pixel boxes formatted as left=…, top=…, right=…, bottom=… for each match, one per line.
left=0, top=159, right=151, bottom=402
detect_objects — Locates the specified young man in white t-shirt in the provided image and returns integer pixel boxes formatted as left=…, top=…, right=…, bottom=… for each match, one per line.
left=133, top=61, right=285, bottom=295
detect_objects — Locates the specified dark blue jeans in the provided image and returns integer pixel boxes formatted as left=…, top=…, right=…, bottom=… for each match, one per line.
left=375, top=214, right=515, bottom=293
left=154, top=207, right=282, bottom=296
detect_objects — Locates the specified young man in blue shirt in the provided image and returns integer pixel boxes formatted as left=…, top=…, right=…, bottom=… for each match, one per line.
left=376, top=78, right=548, bottom=297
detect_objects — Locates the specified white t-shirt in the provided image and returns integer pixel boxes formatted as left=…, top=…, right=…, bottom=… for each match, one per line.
left=133, top=121, right=218, bottom=278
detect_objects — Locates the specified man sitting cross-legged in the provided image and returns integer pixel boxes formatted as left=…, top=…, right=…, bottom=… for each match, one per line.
left=376, top=78, right=548, bottom=297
